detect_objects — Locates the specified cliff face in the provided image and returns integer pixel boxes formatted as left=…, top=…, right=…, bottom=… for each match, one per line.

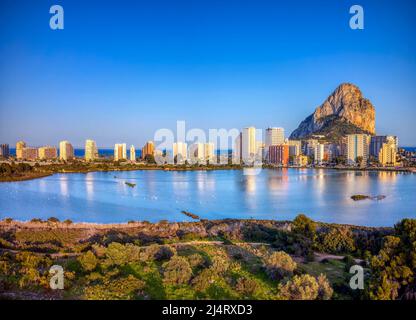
left=290, top=83, right=375, bottom=140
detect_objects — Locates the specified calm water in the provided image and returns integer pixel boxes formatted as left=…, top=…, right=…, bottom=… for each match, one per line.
left=0, top=169, right=415, bottom=226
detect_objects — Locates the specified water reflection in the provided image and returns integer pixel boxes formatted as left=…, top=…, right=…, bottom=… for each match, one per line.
left=0, top=169, right=414, bottom=226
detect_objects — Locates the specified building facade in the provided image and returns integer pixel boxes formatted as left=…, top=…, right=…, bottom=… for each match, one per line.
left=142, top=141, right=155, bottom=159
left=204, top=143, right=215, bottom=163
left=378, top=137, right=398, bottom=166
left=21, top=147, right=38, bottom=160
left=85, top=139, right=98, bottom=161
left=173, top=142, right=188, bottom=163
left=242, top=127, right=256, bottom=164
left=16, top=141, right=26, bottom=159
left=269, top=144, right=289, bottom=166
left=0, top=144, right=10, bottom=158
left=288, top=140, right=301, bottom=157
left=38, top=146, right=57, bottom=160
left=114, top=143, right=127, bottom=161
left=347, top=134, right=371, bottom=165
left=130, top=145, right=136, bottom=162
left=59, top=141, right=74, bottom=161
left=370, top=135, right=398, bottom=160
left=314, top=143, right=325, bottom=164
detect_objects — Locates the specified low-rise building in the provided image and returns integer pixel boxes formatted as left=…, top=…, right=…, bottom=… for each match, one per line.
left=38, top=146, right=57, bottom=160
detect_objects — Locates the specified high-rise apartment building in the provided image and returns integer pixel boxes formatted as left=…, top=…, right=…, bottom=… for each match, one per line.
left=378, top=137, right=398, bottom=166
left=16, top=141, right=26, bottom=159
left=0, top=144, right=10, bottom=158
left=85, top=139, right=98, bottom=161
left=130, top=145, right=136, bottom=162
left=370, top=135, right=398, bottom=159
left=314, top=143, right=325, bottom=164
left=269, top=144, right=289, bottom=166
left=21, top=147, right=38, bottom=160
left=265, top=127, right=285, bottom=148
left=204, top=143, right=215, bottom=163
left=114, top=143, right=127, bottom=161
left=173, top=142, right=188, bottom=163
left=288, top=140, right=302, bottom=157
left=142, top=141, right=155, bottom=159
left=347, top=134, right=371, bottom=165
left=38, top=146, right=57, bottom=160
left=242, top=127, right=256, bottom=163
left=189, top=143, right=205, bottom=162
left=59, top=141, right=74, bottom=161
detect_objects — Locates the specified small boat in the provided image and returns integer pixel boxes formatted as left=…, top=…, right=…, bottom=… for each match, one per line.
left=125, top=182, right=136, bottom=188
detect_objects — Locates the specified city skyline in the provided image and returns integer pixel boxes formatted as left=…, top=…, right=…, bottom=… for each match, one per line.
left=1, top=0, right=416, bottom=147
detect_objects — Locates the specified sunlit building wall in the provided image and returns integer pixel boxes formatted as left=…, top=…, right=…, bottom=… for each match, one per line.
left=85, top=139, right=98, bottom=161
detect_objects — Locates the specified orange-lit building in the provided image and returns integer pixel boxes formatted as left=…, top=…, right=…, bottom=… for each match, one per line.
left=21, top=147, right=38, bottom=160
left=142, top=141, right=154, bottom=159
left=38, top=146, right=57, bottom=160
left=269, top=145, right=289, bottom=166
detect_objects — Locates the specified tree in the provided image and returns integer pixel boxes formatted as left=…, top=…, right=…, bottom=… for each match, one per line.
left=292, top=214, right=317, bottom=239
left=368, top=219, right=416, bottom=300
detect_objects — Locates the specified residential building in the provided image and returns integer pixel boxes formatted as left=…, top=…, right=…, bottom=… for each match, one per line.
left=0, top=144, right=10, bottom=158
left=294, top=155, right=309, bottom=167
left=59, top=141, right=74, bottom=161
left=38, top=146, right=57, bottom=160
left=114, top=143, right=127, bottom=161
left=379, top=137, right=398, bottom=166
left=314, top=143, right=325, bottom=164
left=233, top=132, right=242, bottom=163
left=189, top=143, right=205, bottom=162
left=242, top=127, right=256, bottom=164
left=288, top=140, right=301, bottom=157
left=130, top=145, right=136, bottom=161
left=269, top=144, right=289, bottom=166
left=304, top=139, right=319, bottom=157
left=141, top=141, right=155, bottom=159
left=16, top=141, right=26, bottom=159
left=173, top=142, right=188, bottom=163
left=370, top=135, right=398, bottom=159
left=347, top=134, right=371, bottom=166
left=204, top=143, right=215, bottom=163
left=265, top=127, right=285, bottom=150
left=85, top=139, right=98, bottom=161
left=21, top=147, right=38, bottom=160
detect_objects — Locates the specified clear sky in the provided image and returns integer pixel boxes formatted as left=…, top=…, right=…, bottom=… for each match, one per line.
left=0, top=0, right=415, bottom=148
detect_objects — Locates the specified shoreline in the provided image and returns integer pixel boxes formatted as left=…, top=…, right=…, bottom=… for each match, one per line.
left=1, top=163, right=414, bottom=183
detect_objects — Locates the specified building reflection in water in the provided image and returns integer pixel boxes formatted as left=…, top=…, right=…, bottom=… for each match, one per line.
left=59, top=175, right=69, bottom=197
left=85, top=173, right=94, bottom=201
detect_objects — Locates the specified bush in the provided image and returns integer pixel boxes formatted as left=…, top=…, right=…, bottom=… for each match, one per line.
left=104, top=242, right=140, bottom=266
left=316, top=274, right=333, bottom=300
left=292, top=214, right=316, bottom=239
left=162, top=256, right=192, bottom=285
left=317, top=227, right=355, bottom=254
left=278, top=274, right=319, bottom=300
left=63, top=219, right=73, bottom=225
left=235, top=277, right=260, bottom=298
left=78, top=251, right=99, bottom=272
left=264, top=251, right=297, bottom=280
left=47, top=217, right=60, bottom=223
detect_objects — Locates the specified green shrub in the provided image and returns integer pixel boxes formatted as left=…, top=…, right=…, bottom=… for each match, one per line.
left=162, top=256, right=192, bottom=285
left=264, top=251, right=297, bottom=280
left=78, top=251, right=99, bottom=272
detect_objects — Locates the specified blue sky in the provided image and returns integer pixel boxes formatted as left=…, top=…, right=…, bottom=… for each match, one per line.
left=0, top=0, right=415, bottom=147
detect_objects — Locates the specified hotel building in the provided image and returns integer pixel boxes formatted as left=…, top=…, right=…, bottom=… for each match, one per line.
left=205, top=143, right=215, bottom=163
left=59, top=141, right=74, bottom=161
left=347, top=134, right=371, bottom=165
left=85, top=139, right=98, bottom=161
left=114, top=143, right=127, bottom=161
left=265, top=127, right=284, bottom=160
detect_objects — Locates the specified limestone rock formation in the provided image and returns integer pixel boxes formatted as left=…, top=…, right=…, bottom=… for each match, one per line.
left=290, top=83, right=375, bottom=141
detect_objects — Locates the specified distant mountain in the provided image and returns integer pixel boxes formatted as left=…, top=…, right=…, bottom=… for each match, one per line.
left=290, top=83, right=375, bottom=141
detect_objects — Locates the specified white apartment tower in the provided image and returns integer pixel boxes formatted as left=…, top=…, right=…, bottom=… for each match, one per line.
left=242, top=127, right=256, bottom=163
left=347, top=134, right=371, bottom=165
left=130, top=145, right=136, bottom=162
left=85, top=139, right=98, bottom=161
left=173, top=142, right=188, bottom=163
